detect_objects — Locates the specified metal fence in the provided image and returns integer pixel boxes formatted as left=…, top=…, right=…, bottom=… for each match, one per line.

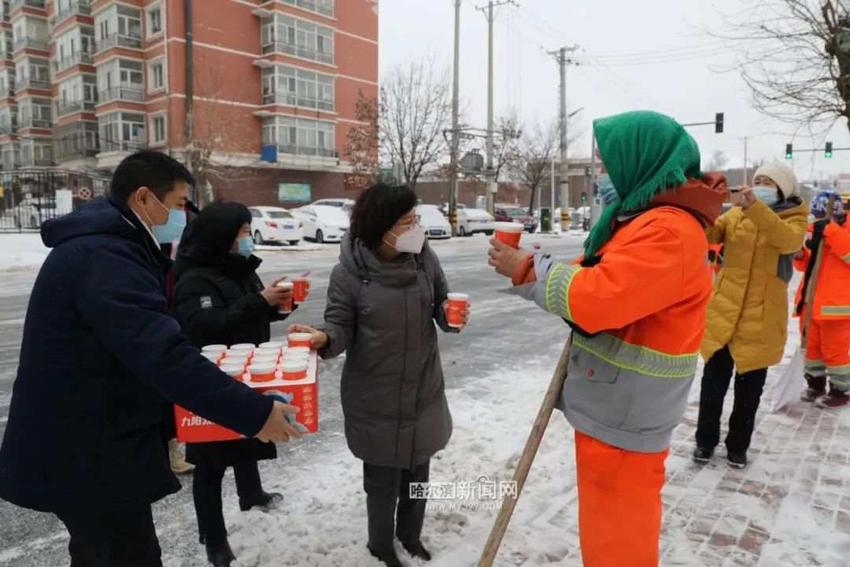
left=0, top=169, right=110, bottom=232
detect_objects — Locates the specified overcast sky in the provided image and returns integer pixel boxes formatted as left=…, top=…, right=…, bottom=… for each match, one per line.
left=378, top=0, right=850, bottom=182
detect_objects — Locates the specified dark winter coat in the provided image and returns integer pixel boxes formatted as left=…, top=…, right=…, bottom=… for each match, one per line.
left=174, top=204, right=289, bottom=467
left=320, top=235, right=456, bottom=469
left=0, top=197, right=273, bottom=514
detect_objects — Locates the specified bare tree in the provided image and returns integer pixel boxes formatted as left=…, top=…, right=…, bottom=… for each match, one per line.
left=380, top=62, right=451, bottom=190
left=343, top=90, right=380, bottom=192
left=705, top=149, right=729, bottom=171
left=509, top=122, right=559, bottom=214
left=728, top=0, right=850, bottom=131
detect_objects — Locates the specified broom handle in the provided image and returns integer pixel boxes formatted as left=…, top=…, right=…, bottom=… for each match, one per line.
left=802, top=197, right=835, bottom=343
left=478, top=335, right=573, bottom=567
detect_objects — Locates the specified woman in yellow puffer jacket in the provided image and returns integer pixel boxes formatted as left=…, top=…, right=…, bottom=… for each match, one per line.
left=694, top=162, right=808, bottom=469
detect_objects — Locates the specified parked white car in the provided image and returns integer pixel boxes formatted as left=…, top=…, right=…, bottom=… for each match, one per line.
left=248, top=206, right=303, bottom=246
left=457, top=208, right=495, bottom=237
left=311, top=198, right=355, bottom=215
left=416, top=204, right=451, bottom=240
left=293, top=205, right=350, bottom=243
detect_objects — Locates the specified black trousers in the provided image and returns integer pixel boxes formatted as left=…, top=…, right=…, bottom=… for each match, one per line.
left=192, top=460, right=264, bottom=546
left=363, top=460, right=430, bottom=552
left=696, top=346, right=768, bottom=454
left=56, top=505, right=162, bottom=567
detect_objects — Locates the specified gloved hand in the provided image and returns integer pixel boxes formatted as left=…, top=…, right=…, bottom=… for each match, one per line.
left=806, top=219, right=830, bottom=251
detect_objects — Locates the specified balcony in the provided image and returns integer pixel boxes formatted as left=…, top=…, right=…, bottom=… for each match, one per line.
left=10, top=0, right=46, bottom=11
left=19, top=116, right=51, bottom=129
left=261, top=41, right=333, bottom=65
left=96, top=34, right=142, bottom=52
left=262, top=92, right=334, bottom=111
left=55, top=135, right=98, bottom=160
left=98, top=86, right=143, bottom=103
left=51, top=1, right=91, bottom=26
left=278, top=144, right=337, bottom=158
left=20, top=154, right=53, bottom=166
left=15, top=77, right=50, bottom=90
left=0, top=123, right=16, bottom=135
left=99, top=139, right=145, bottom=153
left=56, top=99, right=95, bottom=117
left=13, top=36, right=48, bottom=52
left=54, top=51, right=93, bottom=72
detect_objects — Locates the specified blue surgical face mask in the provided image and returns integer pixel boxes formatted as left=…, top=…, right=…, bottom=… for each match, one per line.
left=753, top=186, right=779, bottom=207
left=236, top=236, right=254, bottom=258
left=151, top=208, right=187, bottom=243
left=597, top=181, right=620, bottom=205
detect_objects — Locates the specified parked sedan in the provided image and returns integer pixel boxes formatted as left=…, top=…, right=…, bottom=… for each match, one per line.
left=292, top=205, right=350, bottom=243
left=416, top=204, right=452, bottom=240
left=311, top=198, right=355, bottom=215
left=456, top=208, right=495, bottom=237
left=249, top=206, right=303, bottom=246
left=494, top=205, right=537, bottom=233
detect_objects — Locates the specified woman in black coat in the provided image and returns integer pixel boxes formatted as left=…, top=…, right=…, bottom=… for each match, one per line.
left=174, top=202, right=294, bottom=567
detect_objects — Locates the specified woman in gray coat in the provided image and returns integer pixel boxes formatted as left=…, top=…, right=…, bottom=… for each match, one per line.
left=291, top=183, right=468, bottom=567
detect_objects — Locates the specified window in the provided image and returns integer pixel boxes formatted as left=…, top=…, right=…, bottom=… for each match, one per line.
left=262, top=116, right=335, bottom=157
left=57, top=75, right=97, bottom=114
left=281, top=0, right=334, bottom=18
left=262, top=14, right=334, bottom=65
left=150, top=114, right=166, bottom=145
left=98, top=59, right=144, bottom=101
left=148, top=59, right=164, bottom=92
left=262, top=65, right=334, bottom=110
left=249, top=209, right=261, bottom=218
left=147, top=4, right=162, bottom=37
left=95, top=5, right=142, bottom=50
left=55, top=27, right=95, bottom=71
left=15, top=58, right=49, bottom=89
left=98, top=111, right=145, bottom=152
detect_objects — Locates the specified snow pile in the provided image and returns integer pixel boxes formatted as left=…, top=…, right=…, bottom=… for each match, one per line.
left=0, top=233, right=50, bottom=272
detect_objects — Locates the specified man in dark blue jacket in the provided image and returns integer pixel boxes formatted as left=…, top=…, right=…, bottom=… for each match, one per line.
left=0, top=151, right=300, bottom=567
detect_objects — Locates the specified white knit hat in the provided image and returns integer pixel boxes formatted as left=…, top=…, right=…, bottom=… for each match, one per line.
left=753, top=162, right=800, bottom=199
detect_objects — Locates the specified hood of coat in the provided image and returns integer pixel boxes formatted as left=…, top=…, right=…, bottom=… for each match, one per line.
left=339, top=233, right=429, bottom=287
left=42, top=196, right=140, bottom=248
left=174, top=202, right=261, bottom=280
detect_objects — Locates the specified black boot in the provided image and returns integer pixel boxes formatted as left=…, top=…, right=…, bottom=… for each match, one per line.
left=368, top=546, right=403, bottom=567
left=802, top=374, right=827, bottom=402
left=727, top=451, right=747, bottom=469
left=403, top=540, right=432, bottom=561
left=692, top=446, right=713, bottom=464
left=205, top=540, right=236, bottom=567
left=239, top=491, right=283, bottom=512
left=816, top=388, right=850, bottom=409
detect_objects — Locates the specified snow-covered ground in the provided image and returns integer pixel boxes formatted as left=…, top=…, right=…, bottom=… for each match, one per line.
left=2, top=232, right=850, bottom=566
left=0, top=233, right=50, bottom=272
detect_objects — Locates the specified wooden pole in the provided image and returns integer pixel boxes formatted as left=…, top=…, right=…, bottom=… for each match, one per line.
left=478, top=335, right=573, bottom=567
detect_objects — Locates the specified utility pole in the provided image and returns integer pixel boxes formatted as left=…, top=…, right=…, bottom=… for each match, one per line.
left=478, top=0, right=517, bottom=215
left=743, top=136, right=749, bottom=186
left=548, top=45, right=578, bottom=233
left=448, top=0, right=461, bottom=235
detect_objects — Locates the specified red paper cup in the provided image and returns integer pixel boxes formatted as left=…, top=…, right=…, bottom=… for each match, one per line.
left=277, top=282, right=294, bottom=313
left=280, top=360, right=308, bottom=381
left=446, top=293, right=470, bottom=329
left=220, top=364, right=246, bottom=381
left=293, top=277, right=310, bottom=303
left=249, top=364, right=277, bottom=383
left=494, top=222, right=524, bottom=248
left=288, top=332, right=313, bottom=349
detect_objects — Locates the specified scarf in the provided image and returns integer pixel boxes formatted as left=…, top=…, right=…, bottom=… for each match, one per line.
left=585, top=111, right=703, bottom=257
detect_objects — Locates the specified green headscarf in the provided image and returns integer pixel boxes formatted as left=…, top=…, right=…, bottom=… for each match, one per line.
left=584, top=111, right=702, bottom=257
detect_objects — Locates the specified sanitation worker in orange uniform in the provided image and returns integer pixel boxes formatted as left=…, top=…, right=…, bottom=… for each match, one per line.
left=795, top=191, right=850, bottom=408
left=488, top=111, right=727, bottom=567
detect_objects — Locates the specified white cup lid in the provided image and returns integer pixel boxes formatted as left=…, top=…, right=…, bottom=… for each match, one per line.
left=494, top=222, right=524, bottom=233
left=230, top=343, right=255, bottom=351
left=277, top=282, right=295, bottom=290
left=288, top=332, right=313, bottom=341
left=202, top=344, right=228, bottom=352
left=249, top=364, right=276, bottom=374
left=447, top=292, right=469, bottom=301
left=280, top=360, right=308, bottom=371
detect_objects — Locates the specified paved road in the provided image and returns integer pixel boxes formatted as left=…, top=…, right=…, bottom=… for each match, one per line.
left=0, top=232, right=584, bottom=566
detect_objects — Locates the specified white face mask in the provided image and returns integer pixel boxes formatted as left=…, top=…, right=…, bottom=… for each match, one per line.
left=387, top=225, right=426, bottom=254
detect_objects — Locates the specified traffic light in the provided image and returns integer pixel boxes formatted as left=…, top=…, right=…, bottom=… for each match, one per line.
left=785, top=143, right=793, bottom=160
left=826, top=141, right=833, bottom=158
left=714, top=113, right=724, bottom=134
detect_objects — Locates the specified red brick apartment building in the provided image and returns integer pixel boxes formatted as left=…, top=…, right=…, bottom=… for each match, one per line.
left=0, top=0, right=378, bottom=205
